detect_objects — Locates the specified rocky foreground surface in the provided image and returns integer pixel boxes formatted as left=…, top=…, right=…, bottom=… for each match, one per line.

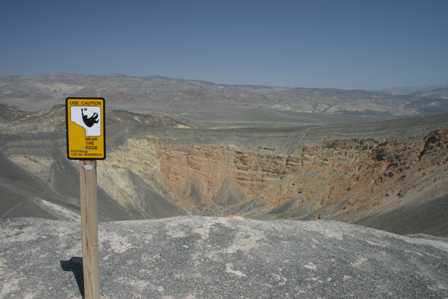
left=1, top=217, right=448, bottom=299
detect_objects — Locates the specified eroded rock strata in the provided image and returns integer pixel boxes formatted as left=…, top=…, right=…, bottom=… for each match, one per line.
left=96, top=129, right=448, bottom=222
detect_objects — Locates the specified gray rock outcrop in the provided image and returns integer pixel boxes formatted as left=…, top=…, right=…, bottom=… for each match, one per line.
left=1, top=216, right=448, bottom=298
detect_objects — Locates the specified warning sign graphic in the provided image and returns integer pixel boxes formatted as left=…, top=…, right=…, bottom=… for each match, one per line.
left=72, top=107, right=101, bottom=136
left=66, top=97, right=105, bottom=159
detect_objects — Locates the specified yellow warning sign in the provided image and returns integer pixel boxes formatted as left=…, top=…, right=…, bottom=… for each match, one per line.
left=66, top=97, right=105, bottom=160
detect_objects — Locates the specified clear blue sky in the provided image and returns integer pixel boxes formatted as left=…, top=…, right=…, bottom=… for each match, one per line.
left=1, top=0, right=447, bottom=89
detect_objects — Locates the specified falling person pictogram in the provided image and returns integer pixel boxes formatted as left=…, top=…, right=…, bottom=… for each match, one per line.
left=81, top=108, right=99, bottom=128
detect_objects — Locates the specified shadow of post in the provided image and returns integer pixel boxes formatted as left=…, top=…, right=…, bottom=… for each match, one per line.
left=60, top=256, right=84, bottom=298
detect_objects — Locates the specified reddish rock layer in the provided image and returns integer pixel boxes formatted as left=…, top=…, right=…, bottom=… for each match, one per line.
left=154, top=129, right=448, bottom=221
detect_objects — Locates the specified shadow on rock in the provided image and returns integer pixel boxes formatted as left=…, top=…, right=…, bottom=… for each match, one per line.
left=60, top=256, right=84, bottom=298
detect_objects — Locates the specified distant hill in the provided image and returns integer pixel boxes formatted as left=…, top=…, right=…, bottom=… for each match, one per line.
left=1, top=74, right=447, bottom=118
left=381, top=84, right=448, bottom=95
left=412, top=87, right=448, bottom=99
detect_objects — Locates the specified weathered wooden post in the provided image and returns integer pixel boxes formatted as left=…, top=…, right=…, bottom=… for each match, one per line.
left=79, top=160, right=100, bottom=299
left=66, top=97, right=106, bottom=299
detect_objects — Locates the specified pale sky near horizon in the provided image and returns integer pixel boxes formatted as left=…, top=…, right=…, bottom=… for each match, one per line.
left=1, top=0, right=447, bottom=89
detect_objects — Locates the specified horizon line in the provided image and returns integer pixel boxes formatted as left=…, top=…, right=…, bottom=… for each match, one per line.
left=0, top=72, right=447, bottom=92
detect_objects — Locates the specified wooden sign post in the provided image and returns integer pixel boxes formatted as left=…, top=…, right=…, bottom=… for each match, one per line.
left=79, top=160, right=100, bottom=299
left=66, top=97, right=105, bottom=299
